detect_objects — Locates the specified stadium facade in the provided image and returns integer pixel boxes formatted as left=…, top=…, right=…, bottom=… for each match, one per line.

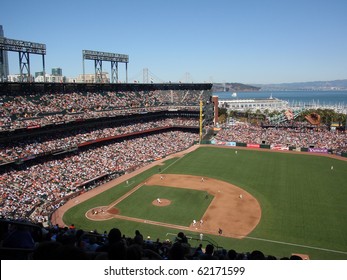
left=217, top=95, right=288, bottom=112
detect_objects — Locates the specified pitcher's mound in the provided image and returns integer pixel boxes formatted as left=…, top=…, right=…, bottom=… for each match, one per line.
left=152, top=199, right=171, bottom=207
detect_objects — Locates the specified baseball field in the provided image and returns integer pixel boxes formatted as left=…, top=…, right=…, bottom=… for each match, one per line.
left=58, top=146, right=347, bottom=260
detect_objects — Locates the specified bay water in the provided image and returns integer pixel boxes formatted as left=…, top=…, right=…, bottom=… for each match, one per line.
left=214, top=90, right=347, bottom=107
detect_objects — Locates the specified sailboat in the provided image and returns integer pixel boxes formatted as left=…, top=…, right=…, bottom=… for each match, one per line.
left=232, top=92, right=237, bottom=97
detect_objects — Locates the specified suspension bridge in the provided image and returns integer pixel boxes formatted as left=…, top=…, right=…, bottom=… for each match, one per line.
left=129, top=68, right=196, bottom=84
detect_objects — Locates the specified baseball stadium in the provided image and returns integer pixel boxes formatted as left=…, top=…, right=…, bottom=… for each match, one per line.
left=0, top=81, right=346, bottom=260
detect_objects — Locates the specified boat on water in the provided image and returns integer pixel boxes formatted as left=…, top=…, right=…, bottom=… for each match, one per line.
left=232, top=92, right=237, bottom=97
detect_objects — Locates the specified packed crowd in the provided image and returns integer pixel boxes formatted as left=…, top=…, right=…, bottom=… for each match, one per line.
left=0, top=130, right=198, bottom=223
left=215, top=123, right=347, bottom=152
left=0, top=89, right=209, bottom=131
left=0, top=118, right=199, bottom=162
left=0, top=220, right=304, bottom=260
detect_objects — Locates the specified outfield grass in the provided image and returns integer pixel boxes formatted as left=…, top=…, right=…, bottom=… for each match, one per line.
left=63, top=146, right=347, bottom=259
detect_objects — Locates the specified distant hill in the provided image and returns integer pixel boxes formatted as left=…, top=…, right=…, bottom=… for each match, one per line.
left=253, top=79, right=347, bottom=91
left=212, top=83, right=260, bottom=92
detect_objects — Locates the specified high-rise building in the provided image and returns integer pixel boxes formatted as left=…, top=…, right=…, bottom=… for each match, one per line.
left=35, top=71, right=44, bottom=78
left=0, top=25, right=10, bottom=81
left=52, top=67, right=62, bottom=76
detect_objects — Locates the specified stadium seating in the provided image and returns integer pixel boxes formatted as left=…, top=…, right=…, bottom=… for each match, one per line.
left=0, top=218, right=303, bottom=260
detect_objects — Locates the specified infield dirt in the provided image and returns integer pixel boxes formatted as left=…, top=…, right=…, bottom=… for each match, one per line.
left=84, top=174, right=262, bottom=238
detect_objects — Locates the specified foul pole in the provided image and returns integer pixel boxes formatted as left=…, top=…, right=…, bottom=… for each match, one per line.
left=199, top=100, right=203, bottom=143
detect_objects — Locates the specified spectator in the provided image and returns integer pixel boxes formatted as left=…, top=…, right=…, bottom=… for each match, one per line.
left=227, top=249, right=237, bottom=260
left=2, top=223, right=35, bottom=249
left=249, top=250, right=266, bottom=260
left=200, top=244, right=218, bottom=260
left=96, top=227, right=122, bottom=253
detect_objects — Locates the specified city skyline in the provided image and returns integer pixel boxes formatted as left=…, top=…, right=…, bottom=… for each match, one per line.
left=0, top=25, right=9, bottom=80
left=1, top=0, right=347, bottom=84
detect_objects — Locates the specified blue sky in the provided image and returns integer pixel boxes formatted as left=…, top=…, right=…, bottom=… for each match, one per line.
left=2, top=0, right=347, bottom=84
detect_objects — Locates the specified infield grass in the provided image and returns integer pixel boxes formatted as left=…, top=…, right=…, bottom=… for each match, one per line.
left=116, top=185, right=212, bottom=226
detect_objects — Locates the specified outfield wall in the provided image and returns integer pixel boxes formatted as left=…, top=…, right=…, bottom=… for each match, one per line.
left=209, top=139, right=346, bottom=158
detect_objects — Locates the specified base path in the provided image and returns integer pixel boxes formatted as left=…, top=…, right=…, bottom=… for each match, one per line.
left=85, top=174, right=262, bottom=239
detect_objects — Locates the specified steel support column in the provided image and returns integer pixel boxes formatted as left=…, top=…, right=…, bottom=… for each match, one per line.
left=125, top=62, right=128, bottom=83
left=19, top=51, right=30, bottom=82
left=111, top=61, right=118, bottom=83
left=95, top=59, right=102, bottom=83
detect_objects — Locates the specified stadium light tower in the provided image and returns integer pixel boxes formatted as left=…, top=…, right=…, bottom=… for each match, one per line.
left=82, top=50, right=129, bottom=83
left=0, top=37, right=46, bottom=82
